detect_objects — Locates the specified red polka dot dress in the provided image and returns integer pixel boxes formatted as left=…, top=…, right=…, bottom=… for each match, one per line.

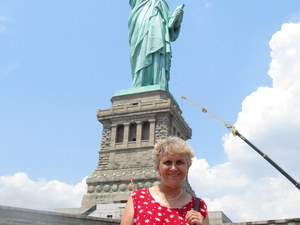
left=132, top=189, right=208, bottom=225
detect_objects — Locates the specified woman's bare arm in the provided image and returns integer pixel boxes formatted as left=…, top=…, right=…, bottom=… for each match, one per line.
left=120, top=196, right=134, bottom=225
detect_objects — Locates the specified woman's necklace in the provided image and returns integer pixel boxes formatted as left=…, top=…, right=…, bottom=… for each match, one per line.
left=167, top=189, right=183, bottom=201
left=160, top=189, right=183, bottom=204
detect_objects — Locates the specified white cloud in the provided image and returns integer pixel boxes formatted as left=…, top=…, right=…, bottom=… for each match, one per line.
left=0, top=173, right=87, bottom=211
left=189, top=22, right=300, bottom=222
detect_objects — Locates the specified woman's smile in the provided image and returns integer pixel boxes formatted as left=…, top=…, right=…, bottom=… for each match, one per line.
left=158, top=153, right=188, bottom=187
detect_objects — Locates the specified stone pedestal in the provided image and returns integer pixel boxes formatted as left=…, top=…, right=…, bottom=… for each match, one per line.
left=81, top=90, right=193, bottom=208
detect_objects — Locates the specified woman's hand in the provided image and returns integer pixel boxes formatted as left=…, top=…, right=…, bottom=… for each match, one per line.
left=185, top=210, right=205, bottom=225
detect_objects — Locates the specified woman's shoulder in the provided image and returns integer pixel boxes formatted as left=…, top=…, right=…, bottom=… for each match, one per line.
left=131, top=188, right=153, bottom=203
left=193, top=195, right=207, bottom=202
left=193, top=196, right=208, bottom=207
left=131, top=188, right=150, bottom=196
left=192, top=196, right=208, bottom=217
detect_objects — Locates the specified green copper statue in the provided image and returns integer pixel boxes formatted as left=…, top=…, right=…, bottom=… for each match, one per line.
left=129, top=0, right=184, bottom=91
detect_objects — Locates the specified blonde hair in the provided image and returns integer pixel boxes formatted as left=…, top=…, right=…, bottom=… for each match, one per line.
left=153, top=136, right=195, bottom=169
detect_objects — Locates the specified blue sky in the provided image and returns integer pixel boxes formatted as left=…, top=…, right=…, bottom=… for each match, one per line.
left=1, top=0, right=300, bottom=222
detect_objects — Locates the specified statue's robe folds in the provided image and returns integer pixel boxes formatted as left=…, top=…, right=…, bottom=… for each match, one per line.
left=129, top=0, right=182, bottom=90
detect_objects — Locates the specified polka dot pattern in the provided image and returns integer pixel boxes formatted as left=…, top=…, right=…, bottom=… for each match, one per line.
left=132, top=189, right=208, bottom=225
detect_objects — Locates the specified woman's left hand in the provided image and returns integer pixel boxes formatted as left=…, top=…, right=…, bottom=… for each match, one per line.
left=185, top=210, right=204, bottom=225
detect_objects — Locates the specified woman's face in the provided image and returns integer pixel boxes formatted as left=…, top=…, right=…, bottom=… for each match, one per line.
left=157, top=153, right=188, bottom=188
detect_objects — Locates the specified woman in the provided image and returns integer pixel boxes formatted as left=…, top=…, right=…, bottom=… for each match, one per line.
left=128, top=0, right=184, bottom=90
left=121, top=136, right=209, bottom=225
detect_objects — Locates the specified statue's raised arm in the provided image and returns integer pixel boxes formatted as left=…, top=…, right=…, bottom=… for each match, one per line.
left=128, top=0, right=184, bottom=91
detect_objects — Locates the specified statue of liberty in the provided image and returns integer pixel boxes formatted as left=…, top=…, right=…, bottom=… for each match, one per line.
left=129, top=0, right=184, bottom=91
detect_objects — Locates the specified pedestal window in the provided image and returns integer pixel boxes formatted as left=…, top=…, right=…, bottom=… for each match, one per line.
left=116, top=124, right=124, bottom=143
left=142, top=121, right=150, bottom=140
left=129, top=123, right=137, bottom=141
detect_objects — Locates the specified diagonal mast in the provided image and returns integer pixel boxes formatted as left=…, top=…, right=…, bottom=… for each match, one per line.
left=181, top=96, right=300, bottom=191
